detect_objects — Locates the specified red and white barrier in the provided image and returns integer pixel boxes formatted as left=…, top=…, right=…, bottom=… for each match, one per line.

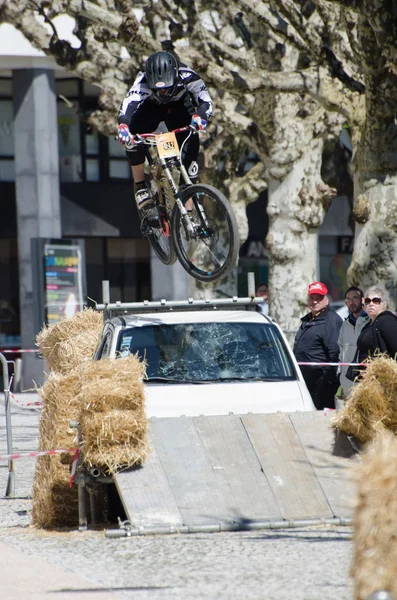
left=12, top=397, right=42, bottom=407
left=69, top=448, right=80, bottom=488
left=0, top=448, right=76, bottom=462
left=1, top=349, right=39, bottom=354
left=1, top=349, right=362, bottom=363
left=297, top=362, right=363, bottom=366
left=4, top=376, right=42, bottom=407
left=0, top=447, right=80, bottom=487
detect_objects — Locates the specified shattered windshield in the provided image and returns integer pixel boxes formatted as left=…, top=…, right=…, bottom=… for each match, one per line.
left=116, top=322, right=297, bottom=382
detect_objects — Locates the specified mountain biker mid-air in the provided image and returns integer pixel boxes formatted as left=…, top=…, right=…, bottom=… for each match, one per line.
left=117, top=51, right=213, bottom=221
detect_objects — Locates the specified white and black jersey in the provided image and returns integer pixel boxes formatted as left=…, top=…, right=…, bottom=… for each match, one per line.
left=118, top=67, right=213, bottom=126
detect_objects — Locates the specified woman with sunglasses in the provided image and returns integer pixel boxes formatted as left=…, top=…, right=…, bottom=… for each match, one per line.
left=356, top=285, right=397, bottom=362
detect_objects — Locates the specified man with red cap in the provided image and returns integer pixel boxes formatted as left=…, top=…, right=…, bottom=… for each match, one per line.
left=293, top=281, right=343, bottom=409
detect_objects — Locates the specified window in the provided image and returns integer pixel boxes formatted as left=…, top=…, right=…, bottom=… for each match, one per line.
left=0, top=76, right=131, bottom=183
left=0, top=238, right=20, bottom=348
left=109, top=136, right=131, bottom=180
left=85, top=238, right=151, bottom=306
left=56, top=81, right=131, bottom=183
left=0, top=99, right=15, bottom=182
left=117, top=322, right=297, bottom=382
left=58, top=99, right=83, bottom=182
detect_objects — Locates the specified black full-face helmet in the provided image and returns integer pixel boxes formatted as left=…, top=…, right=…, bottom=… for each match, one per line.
left=145, top=51, right=179, bottom=104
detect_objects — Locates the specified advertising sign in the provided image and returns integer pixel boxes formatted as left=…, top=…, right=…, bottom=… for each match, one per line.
left=44, top=243, right=85, bottom=325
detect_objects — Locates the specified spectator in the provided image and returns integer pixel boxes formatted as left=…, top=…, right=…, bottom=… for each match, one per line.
left=356, top=285, right=397, bottom=362
left=255, top=283, right=269, bottom=315
left=338, top=286, right=370, bottom=398
left=293, top=281, right=343, bottom=409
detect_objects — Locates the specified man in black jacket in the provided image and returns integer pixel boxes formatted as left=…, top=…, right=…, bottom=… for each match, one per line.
left=293, top=281, right=343, bottom=409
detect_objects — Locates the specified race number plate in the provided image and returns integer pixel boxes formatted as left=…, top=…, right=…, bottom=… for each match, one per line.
left=156, top=132, right=180, bottom=158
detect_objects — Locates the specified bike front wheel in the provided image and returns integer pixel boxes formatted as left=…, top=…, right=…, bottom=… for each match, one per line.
left=171, top=184, right=239, bottom=282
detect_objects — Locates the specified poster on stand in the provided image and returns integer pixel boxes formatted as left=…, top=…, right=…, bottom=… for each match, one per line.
left=32, top=238, right=86, bottom=329
left=44, top=243, right=85, bottom=325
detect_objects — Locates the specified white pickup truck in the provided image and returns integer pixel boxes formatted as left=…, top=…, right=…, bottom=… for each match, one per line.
left=94, top=297, right=315, bottom=417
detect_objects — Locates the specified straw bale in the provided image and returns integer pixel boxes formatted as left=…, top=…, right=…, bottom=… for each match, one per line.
left=36, top=308, right=103, bottom=374
left=333, top=356, right=397, bottom=444
left=33, top=351, right=148, bottom=526
left=32, top=454, right=78, bottom=529
left=351, top=432, right=397, bottom=599
left=80, top=409, right=148, bottom=473
left=36, top=371, right=82, bottom=452
left=77, top=355, right=148, bottom=472
left=78, top=355, right=146, bottom=412
left=32, top=370, right=82, bottom=527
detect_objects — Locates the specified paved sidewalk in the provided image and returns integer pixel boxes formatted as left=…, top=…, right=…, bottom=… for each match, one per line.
left=0, top=540, right=126, bottom=600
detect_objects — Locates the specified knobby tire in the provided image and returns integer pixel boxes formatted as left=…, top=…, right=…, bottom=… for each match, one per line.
left=142, top=178, right=177, bottom=266
left=171, top=184, right=239, bottom=282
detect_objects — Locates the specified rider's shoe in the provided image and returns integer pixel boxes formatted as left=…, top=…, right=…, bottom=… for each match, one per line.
left=142, top=206, right=161, bottom=229
left=135, top=185, right=153, bottom=209
left=135, top=186, right=161, bottom=228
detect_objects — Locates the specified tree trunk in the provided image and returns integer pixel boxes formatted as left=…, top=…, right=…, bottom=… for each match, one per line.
left=258, top=90, right=340, bottom=336
left=267, top=136, right=335, bottom=339
left=347, top=16, right=397, bottom=305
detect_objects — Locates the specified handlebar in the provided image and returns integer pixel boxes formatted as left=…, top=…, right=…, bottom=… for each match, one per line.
left=134, top=126, right=197, bottom=146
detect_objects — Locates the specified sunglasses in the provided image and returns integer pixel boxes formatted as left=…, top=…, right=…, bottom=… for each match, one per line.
left=364, top=297, right=383, bottom=305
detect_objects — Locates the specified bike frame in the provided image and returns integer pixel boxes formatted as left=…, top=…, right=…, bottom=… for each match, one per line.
left=136, top=127, right=208, bottom=238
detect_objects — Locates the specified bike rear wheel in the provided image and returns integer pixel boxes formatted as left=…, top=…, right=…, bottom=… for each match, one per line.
left=141, top=179, right=177, bottom=266
left=171, top=184, right=239, bottom=282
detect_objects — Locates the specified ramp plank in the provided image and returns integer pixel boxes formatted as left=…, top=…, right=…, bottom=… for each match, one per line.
left=193, top=415, right=282, bottom=520
left=242, top=413, right=333, bottom=519
left=114, top=428, right=183, bottom=528
left=289, top=411, right=357, bottom=518
left=150, top=417, right=228, bottom=526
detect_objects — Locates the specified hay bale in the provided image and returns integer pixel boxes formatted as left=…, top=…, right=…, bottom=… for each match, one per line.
left=333, top=356, right=397, bottom=444
left=78, top=354, right=145, bottom=412
left=36, top=308, right=103, bottom=374
left=78, top=356, right=148, bottom=473
left=32, top=454, right=78, bottom=529
left=37, top=371, right=82, bottom=452
left=351, top=432, right=397, bottom=599
left=32, top=350, right=148, bottom=527
left=80, top=410, right=148, bottom=473
left=32, top=371, right=82, bottom=527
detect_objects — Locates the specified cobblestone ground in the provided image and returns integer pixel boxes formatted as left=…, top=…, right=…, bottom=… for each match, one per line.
left=0, top=395, right=353, bottom=599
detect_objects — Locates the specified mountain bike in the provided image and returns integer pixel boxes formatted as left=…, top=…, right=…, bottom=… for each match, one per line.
left=135, top=126, right=239, bottom=283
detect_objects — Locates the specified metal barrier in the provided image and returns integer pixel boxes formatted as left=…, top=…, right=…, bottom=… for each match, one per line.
left=0, top=352, right=15, bottom=497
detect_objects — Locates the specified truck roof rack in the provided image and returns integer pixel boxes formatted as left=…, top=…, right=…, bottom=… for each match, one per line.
left=95, top=274, right=264, bottom=317
left=95, top=296, right=262, bottom=316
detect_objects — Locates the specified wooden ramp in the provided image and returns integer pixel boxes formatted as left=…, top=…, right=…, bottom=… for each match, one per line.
left=114, top=412, right=357, bottom=534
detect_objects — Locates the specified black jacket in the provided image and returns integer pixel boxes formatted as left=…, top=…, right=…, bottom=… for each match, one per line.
left=357, top=310, right=397, bottom=362
left=293, top=306, right=343, bottom=363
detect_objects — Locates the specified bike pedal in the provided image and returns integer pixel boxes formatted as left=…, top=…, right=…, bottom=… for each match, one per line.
left=140, top=204, right=162, bottom=228
left=143, top=213, right=162, bottom=229
left=147, top=217, right=162, bottom=229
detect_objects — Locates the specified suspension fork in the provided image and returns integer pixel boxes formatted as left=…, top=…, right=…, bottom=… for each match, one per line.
left=179, top=164, right=210, bottom=229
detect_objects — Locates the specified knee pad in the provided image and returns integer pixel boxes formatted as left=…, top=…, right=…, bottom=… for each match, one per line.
left=126, top=146, right=145, bottom=166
